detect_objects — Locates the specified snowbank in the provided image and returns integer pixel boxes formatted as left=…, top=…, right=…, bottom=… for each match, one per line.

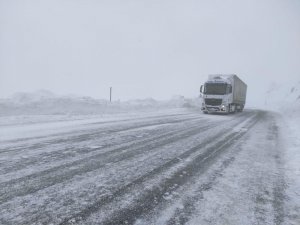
left=0, top=90, right=202, bottom=116
left=264, top=81, right=300, bottom=112
left=264, top=80, right=300, bottom=223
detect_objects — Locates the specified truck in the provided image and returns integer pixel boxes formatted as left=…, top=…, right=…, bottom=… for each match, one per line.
left=200, top=74, right=247, bottom=114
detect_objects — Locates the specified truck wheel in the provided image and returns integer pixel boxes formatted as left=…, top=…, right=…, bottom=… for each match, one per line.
left=224, top=106, right=229, bottom=115
left=240, top=105, right=244, bottom=112
left=233, top=104, right=237, bottom=113
left=229, top=104, right=236, bottom=114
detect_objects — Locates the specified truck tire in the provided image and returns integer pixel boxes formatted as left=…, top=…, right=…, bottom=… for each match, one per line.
left=232, top=105, right=236, bottom=114
left=240, top=104, right=244, bottom=112
left=236, top=104, right=242, bottom=112
left=224, top=106, right=229, bottom=115
left=228, top=104, right=235, bottom=114
left=231, top=104, right=236, bottom=114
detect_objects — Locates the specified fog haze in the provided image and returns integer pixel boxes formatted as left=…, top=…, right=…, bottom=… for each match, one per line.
left=1, top=0, right=300, bottom=106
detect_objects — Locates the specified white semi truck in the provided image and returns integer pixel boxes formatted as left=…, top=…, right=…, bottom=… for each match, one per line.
left=200, top=74, right=247, bottom=114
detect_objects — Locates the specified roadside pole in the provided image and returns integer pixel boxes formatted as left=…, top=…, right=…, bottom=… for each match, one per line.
left=110, top=87, right=112, bottom=102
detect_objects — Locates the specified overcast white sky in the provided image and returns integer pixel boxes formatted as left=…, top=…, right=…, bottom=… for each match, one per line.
left=1, top=0, right=300, bottom=105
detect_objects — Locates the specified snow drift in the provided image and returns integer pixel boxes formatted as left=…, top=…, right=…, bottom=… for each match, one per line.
left=0, top=90, right=202, bottom=116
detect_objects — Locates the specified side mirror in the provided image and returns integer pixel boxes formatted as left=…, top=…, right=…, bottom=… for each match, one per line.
left=200, top=85, right=203, bottom=93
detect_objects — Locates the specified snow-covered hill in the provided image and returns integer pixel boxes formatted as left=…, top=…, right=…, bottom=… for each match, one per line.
left=264, top=81, right=300, bottom=116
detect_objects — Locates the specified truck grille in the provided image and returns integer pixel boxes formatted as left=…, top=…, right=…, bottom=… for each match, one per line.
left=204, top=98, right=222, bottom=106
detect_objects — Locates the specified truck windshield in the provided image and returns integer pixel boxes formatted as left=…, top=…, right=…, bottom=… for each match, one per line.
left=204, top=83, right=227, bottom=95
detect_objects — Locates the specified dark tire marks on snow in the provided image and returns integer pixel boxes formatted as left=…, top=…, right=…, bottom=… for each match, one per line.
left=60, top=111, right=261, bottom=225
left=0, top=114, right=201, bottom=154
left=0, top=116, right=204, bottom=174
left=0, top=116, right=223, bottom=203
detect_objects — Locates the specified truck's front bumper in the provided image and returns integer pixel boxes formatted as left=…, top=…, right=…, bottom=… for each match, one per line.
left=202, top=105, right=227, bottom=113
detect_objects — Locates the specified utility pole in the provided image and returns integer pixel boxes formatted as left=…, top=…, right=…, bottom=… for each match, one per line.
left=110, top=87, right=112, bottom=102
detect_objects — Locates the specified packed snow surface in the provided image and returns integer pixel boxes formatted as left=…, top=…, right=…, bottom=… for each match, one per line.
left=0, top=89, right=299, bottom=225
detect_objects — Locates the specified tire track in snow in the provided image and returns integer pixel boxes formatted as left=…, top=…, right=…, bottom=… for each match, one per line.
left=161, top=115, right=263, bottom=225
left=0, top=115, right=203, bottom=175
left=0, top=112, right=190, bottom=144
left=0, top=113, right=201, bottom=154
left=160, top=112, right=286, bottom=225
left=59, top=111, right=261, bottom=225
left=0, top=116, right=220, bottom=203
left=0, top=110, right=254, bottom=225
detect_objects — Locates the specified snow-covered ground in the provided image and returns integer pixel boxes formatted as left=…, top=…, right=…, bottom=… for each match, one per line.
left=0, top=90, right=201, bottom=116
left=0, top=88, right=299, bottom=224
left=264, top=81, right=300, bottom=224
left=281, top=112, right=300, bottom=224
left=279, top=106, right=300, bottom=225
left=0, top=109, right=193, bottom=142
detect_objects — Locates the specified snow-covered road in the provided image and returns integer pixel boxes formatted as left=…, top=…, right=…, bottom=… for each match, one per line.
left=0, top=109, right=295, bottom=225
